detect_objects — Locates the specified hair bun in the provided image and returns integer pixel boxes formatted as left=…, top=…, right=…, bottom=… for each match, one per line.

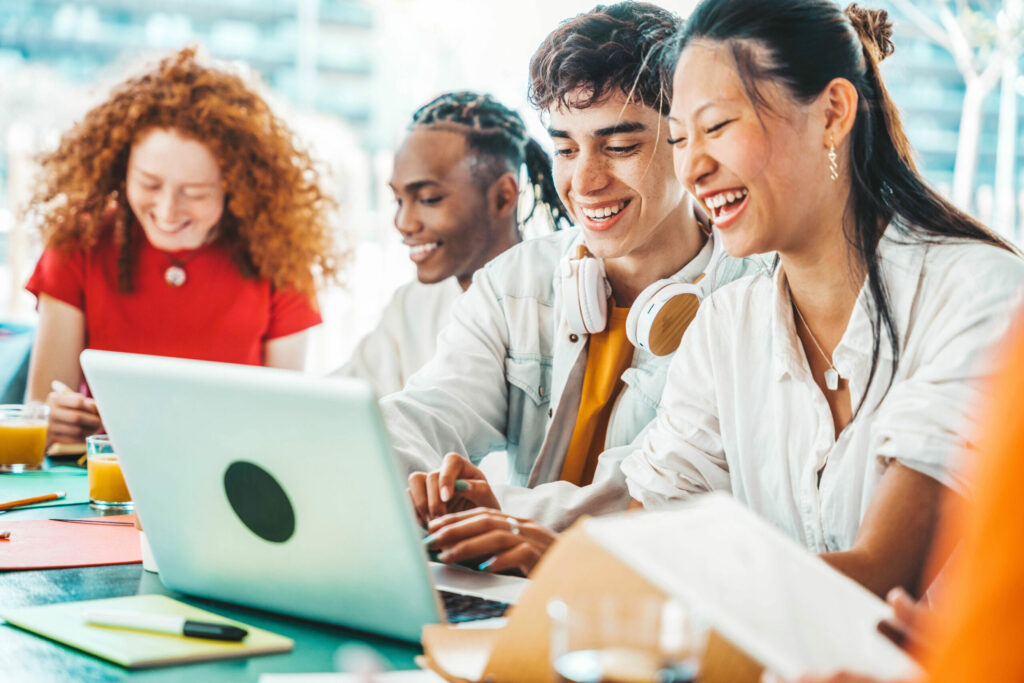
left=845, top=4, right=895, bottom=63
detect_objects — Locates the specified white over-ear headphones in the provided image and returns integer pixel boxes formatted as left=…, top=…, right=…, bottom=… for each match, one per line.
left=561, top=244, right=612, bottom=335
left=561, top=234, right=721, bottom=356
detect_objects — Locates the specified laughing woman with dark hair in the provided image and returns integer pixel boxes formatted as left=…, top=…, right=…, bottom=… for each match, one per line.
left=621, top=0, right=1024, bottom=598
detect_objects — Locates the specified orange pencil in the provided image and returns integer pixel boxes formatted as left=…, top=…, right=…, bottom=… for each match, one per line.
left=0, top=491, right=67, bottom=511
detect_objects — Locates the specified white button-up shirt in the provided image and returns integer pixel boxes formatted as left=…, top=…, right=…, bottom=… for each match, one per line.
left=331, top=277, right=463, bottom=398
left=381, top=228, right=759, bottom=530
left=622, top=232, right=1024, bottom=552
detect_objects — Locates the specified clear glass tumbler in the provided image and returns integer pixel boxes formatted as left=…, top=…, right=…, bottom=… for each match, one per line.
left=86, top=434, right=133, bottom=509
left=548, top=596, right=703, bottom=683
left=0, top=404, right=49, bottom=472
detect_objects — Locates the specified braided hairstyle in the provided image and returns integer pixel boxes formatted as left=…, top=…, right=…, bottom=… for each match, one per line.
left=410, top=91, right=571, bottom=230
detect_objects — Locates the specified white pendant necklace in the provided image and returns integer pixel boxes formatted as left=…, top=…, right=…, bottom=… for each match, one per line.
left=792, top=300, right=841, bottom=391
left=164, top=263, right=187, bottom=287
left=162, top=250, right=202, bottom=287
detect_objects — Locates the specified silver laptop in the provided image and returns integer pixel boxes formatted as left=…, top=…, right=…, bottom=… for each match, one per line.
left=80, top=350, right=525, bottom=642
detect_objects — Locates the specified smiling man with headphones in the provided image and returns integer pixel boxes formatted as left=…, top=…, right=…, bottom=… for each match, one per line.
left=381, top=1, right=758, bottom=573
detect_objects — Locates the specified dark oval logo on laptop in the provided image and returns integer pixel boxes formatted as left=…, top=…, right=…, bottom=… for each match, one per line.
left=223, top=461, right=295, bottom=543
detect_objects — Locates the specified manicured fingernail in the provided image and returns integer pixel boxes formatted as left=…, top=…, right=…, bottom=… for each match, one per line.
left=477, top=557, right=496, bottom=571
left=422, top=533, right=439, bottom=547
left=440, top=486, right=451, bottom=502
left=438, top=551, right=452, bottom=563
left=454, top=479, right=469, bottom=492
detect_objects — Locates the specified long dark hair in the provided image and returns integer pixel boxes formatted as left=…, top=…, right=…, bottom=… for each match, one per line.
left=410, top=91, right=571, bottom=230
left=664, top=0, right=1016, bottom=409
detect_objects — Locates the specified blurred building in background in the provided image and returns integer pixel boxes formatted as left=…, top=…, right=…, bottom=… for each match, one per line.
left=0, top=0, right=373, bottom=127
left=881, top=0, right=1024, bottom=241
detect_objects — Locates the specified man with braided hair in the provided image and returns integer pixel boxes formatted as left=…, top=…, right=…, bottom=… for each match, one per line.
left=332, top=91, right=567, bottom=397
left=388, top=2, right=759, bottom=574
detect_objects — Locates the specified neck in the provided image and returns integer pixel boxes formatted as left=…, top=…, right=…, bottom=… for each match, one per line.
left=603, top=205, right=707, bottom=307
left=781, top=218, right=863, bottom=351
left=456, top=219, right=521, bottom=291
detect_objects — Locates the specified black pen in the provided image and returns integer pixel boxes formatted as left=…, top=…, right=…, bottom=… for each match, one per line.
left=85, top=610, right=248, bottom=641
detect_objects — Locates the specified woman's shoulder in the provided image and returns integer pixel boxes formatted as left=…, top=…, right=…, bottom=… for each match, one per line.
left=907, top=235, right=1024, bottom=297
left=32, top=238, right=113, bottom=279
left=877, top=233, right=1024, bottom=340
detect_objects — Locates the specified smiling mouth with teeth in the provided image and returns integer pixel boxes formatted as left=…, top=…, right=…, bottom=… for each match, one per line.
left=705, top=188, right=748, bottom=217
left=580, top=199, right=630, bottom=222
left=409, top=242, right=440, bottom=256
left=152, top=217, right=190, bottom=232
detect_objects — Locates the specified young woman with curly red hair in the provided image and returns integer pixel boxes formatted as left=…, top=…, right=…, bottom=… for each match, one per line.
left=24, top=46, right=341, bottom=445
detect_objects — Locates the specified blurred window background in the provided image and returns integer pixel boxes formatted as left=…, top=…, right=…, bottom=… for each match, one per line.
left=0, top=0, right=1020, bottom=372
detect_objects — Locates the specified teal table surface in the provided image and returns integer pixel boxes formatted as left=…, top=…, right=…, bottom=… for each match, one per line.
left=0, top=464, right=91, bottom=509
left=0, top=500, right=422, bottom=681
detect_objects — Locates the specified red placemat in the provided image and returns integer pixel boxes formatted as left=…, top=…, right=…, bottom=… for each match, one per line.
left=0, top=515, right=140, bottom=570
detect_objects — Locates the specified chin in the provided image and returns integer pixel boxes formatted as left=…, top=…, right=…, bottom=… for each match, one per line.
left=717, top=231, right=762, bottom=260
left=415, top=268, right=450, bottom=285
left=143, top=230, right=201, bottom=252
left=581, top=230, right=631, bottom=261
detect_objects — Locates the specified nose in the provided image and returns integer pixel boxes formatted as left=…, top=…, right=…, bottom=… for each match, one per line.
left=394, top=202, right=421, bottom=236
left=571, top=148, right=611, bottom=198
left=676, top=138, right=716, bottom=191
left=154, top=188, right=181, bottom=223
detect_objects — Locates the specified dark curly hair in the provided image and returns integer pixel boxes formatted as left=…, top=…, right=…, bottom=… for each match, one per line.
left=29, top=46, right=341, bottom=298
left=528, top=1, right=681, bottom=114
left=410, top=92, right=571, bottom=230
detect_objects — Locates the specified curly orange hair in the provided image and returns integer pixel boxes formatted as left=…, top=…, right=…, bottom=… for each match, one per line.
left=30, top=46, right=341, bottom=298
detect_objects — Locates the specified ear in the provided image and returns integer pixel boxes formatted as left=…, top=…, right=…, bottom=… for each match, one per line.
left=819, top=77, right=858, bottom=146
left=488, top=172, right=519, bottom=219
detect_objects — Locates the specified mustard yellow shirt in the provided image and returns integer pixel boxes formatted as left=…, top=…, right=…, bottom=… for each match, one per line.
left=559, top=304, right=634, bottom=486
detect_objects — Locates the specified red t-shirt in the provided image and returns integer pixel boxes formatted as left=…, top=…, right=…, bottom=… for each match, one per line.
left=26, top=233, right=321, bottom=367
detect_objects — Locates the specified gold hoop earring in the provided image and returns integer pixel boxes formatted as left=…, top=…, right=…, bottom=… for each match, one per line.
left=827, top=139, right=839, bottom=181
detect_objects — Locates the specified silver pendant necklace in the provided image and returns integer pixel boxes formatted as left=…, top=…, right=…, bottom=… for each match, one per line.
left=164, top=263, right=187, bottom=287
left=792, top=300, right=840, bottom=391
left=162, top=251, right=202, bottom=287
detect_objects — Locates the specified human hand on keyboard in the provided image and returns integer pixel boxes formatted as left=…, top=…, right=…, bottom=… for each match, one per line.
left=407, top=453, right=500, bottom=525
left=422, top=508, right=557, bottom=576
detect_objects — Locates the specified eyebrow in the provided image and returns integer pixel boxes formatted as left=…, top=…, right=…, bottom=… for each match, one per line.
left=668, top=100, right=726, bottom=124
left=389, top=179, right=441, bottom=194
left=547, top=121, right=648, bottom=140
left=133, top=168, right=218, bottom=188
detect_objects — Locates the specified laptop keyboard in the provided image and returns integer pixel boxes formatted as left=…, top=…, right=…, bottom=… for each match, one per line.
left=439, top=590, right=510, bottom=623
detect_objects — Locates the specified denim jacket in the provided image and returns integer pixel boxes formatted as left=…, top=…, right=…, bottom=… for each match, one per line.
left=381, top=228, right=759, bottom=530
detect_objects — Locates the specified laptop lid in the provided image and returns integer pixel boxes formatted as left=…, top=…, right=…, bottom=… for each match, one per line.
left=81, top=350, right=443, bottom=642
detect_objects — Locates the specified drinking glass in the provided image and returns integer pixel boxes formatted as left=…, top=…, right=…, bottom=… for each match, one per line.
left=0, top=404, right=49, bottom=472
left=548, top=596, right=702, bottom=683
left=87, top=434, right=133, bottom=509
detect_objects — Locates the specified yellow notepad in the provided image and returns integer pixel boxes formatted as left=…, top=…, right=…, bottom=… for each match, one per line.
left=1, top=594, right=293, bottom=669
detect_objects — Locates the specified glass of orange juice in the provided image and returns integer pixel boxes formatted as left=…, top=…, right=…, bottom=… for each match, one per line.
left=0, top=404, right=49, bottom=472
left=86, top=434, right=133, bottom=510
